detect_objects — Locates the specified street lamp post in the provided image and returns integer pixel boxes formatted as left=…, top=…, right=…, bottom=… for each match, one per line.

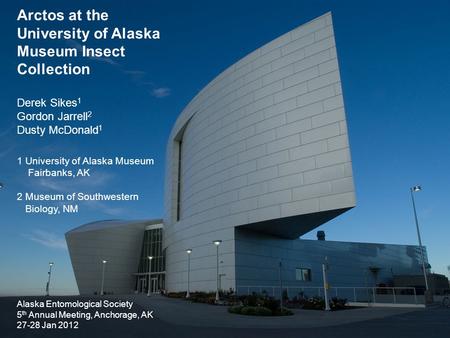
left=100, top=260, right=107, bottom=295
left=45, top=262, right=54, bottom=296
left=147, top=256, right=153, bottom=297
left=213, top=240, right=222, bottom=302
left=410, top=185, right=429, bottom=292
left=322, top=257, right=330, bottom=311
left=279, top=261, right=283, bottom=311
left=186, top=249, right=192, bottom=298
left=219, top=273, right=226, bottom=290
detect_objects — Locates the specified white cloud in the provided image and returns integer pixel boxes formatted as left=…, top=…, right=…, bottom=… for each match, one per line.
left=0, top=125, right=15, bottom=158
left=25, top=230, right=67, bottom=250
left=151, top=87, right=171, bottom=98
left=0, top=125, right=14, bottom=138
left=31, top=172, right=126, bottom=216
left=66, top=41, right=171, bottom=98
left=0, top=145, right=14, bottom=159
left=67, top=40, right=118, bottom=66
left=84, top=200, right=125, bottom=216
left=93, top=56, right=119, bottom=65
left=34, top=171, right=115, bottom=192
left=124, top=70, right=146, bottom=77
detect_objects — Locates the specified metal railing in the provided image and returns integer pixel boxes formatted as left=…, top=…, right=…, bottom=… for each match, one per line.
left=235, top=286, right=421, bottom=305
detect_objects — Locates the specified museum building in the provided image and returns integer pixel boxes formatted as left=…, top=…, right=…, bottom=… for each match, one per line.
left=66, top=12, right=426, bottom=296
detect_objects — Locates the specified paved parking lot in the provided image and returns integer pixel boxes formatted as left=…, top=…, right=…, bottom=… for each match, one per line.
left=1, top=295, right=448, bottom=338
left=130, top=294, right=422, bottom=328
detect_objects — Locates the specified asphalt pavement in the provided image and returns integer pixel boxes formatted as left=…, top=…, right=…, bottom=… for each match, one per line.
left=0, top=295, right=448, bottom=338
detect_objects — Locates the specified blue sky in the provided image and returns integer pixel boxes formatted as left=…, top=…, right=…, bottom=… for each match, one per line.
left=0, top=0, right=449, bottom=295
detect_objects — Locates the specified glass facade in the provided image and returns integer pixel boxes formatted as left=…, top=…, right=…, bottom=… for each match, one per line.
left=176, top=140, right=182, bottom=221
left=136, top=226, right=165, bottom=292
left=138, top=227, right=164, bottom=273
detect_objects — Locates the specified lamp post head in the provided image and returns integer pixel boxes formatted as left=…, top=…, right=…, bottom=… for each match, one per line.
left=0, top=182, right=4, bottom=189
left=148, top=256, right=153, bottom=260
left=102, top=260, right=107, bottom=264
left=49, top=262, right=54, bottom=266
left=213, top=240, right=222, bottom=246
left=186, top=249, right=192, bottom=254
left=412, top=185, right=422, bottom=192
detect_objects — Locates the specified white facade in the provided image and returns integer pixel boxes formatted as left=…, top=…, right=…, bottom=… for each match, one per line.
left=164, top=12, right=355, bottom=292
left=66, top=220, right=156, bottom=294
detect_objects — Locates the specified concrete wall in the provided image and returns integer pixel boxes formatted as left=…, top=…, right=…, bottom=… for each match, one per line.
left=235, top=228, right=425, bottom=293
left=164, top=12, right=355, bottom=292
left=66, top=220, right=150, bottom=295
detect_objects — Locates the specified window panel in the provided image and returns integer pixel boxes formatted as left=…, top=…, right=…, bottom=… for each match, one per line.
left=296, top=268, right=312, bottom=281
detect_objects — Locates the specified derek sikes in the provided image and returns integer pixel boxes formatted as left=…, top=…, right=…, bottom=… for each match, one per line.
left=17, top=97, right=81, bottom=108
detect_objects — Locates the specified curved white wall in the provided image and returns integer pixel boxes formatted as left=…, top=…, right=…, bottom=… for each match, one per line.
left=66, top=220, right=149, bottom=295
left=164, top=12, right=355, bottom=292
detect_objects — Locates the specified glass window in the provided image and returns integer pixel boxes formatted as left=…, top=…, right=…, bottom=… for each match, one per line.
left=176, top=140, right=182, bottom=221
left=137, top=228, right=164, bottom=273
left=296, top=268, right=311, bottom=281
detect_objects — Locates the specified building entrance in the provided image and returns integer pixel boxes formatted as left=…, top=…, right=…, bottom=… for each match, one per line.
left=137, top=277, right=146, bottom=293
left=151, top=277, right=158, bottom=293
left=134, top=273, right=165, bottom=293
left=135, top=223, right=166, bottom=293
